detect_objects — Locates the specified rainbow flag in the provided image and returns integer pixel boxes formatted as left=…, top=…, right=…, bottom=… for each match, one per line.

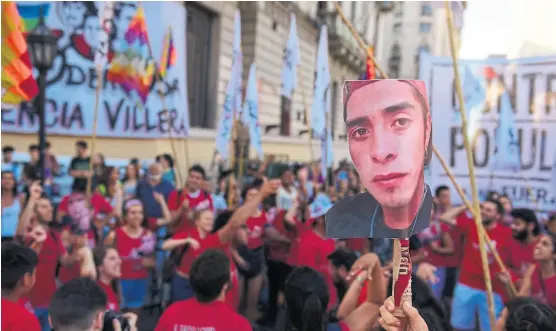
left=15, top=3, right=51, bottom=32
left=159, top=27, right=176, bottom=78
left=1, top=1, right=39, bottom=106
left=107, top=7, right=154, bottom=106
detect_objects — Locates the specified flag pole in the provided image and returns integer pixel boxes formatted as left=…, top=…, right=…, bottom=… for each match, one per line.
left=86, top=65, right=102, bottom=199
left=142, top=5, right=184, bottom=187
left=444, top=1, right=496, bottom=326
left=300, top=80, right=314, bottom=163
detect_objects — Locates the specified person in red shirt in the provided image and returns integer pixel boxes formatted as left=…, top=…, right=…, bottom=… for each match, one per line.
left=163, top=178, right=280, bottom=308
left=440, top=199, right=513, bottom=331
left=156, top=249, right=252, bottom=331
left=167, top=165, right=214, bottom=234
left=93, top=246, right=123, bottom=312
left=507, top=208, right=540, bottom=279
left=514, top=233, right=556, bottom=309
left=58, top=224, right=96, bottom=284
left=327, top=248, right=359, bottom=303
left=105, top=199, right=156, bottom=314
left=16, top=183, right=75, bottom=331
left=56, top=191, right=114, bottom=226
left=1, top=242, right=41, bottom=331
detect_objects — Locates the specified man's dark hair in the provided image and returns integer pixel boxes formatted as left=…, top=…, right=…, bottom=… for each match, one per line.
left=435, top=185, right=449, bottom=197
left=327, top=249, right=357, bottom=271
left=241, top=180, right=263, bottom=201
left=190, top=249, right=230, bottom=303
left=511, top=208, right=540, bottom=236
left=2, top=145, right=14, bottom=153
left=157, top=153, right=174, bottom=168
left=343, top=80, right=433, bottom=166
left=504, top=297, right=556, bottom=331
left=76, top=140, right=88, bottom=149
left=28, top=144, right=39, bottom=152
left=1, top=242, right=38, bottom=291
left=485, top=198, right=505, bottom=216
left=49, top=277, right=107, bottom=331
left=189, top=164, right=206, bottom=179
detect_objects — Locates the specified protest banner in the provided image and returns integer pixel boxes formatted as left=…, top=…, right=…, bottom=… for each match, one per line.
left=420, top=53, right=556, bottom=212
left=1, top=2, right=188, bottom=139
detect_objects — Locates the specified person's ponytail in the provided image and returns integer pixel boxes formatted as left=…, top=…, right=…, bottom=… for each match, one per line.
left=301, top=292, right=325, bottom=331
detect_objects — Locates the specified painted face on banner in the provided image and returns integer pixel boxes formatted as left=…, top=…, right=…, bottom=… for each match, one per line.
left=325, top=79, right=433, bottom=239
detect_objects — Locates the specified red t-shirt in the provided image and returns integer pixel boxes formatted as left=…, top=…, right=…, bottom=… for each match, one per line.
left=458, top=218, right=513, bottom=295
left=58, top=192, right=113, bottom=216
left=1, top=298, right=41, bottom=331
left=168, top=189, right=214, bottom=233
left=530, top=267, right=556, bottom=310
left=424, top=222, right=454, bottom=267
left=28, top=231, right=66, bottom=307
left=115, top=228, right=150, bottom=280
left=172, top=229, right=239, bottom=310
left=443, top=211, right=473, bottom=268
left=507, top=238, right=538, bottom=277
left=155, top=298, right=252, bottom=331
left=267, top=211, right=306, bottom=264
left=98, top=280, right=120, bottom=312
left=246, top=213, right=267, bottom=250
left=346, top=238, right=368, bottom=254
left=58, top=259, right=81, bottom=284
left=296, top=230, right=337, bottom=307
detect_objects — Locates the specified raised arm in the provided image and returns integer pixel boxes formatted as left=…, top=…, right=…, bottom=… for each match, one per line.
left=439, top=205, right=467, bottom=226
left=16, top=182, right=42, bottom=237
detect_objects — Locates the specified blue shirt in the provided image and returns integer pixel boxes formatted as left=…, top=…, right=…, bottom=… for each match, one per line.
left=136, top=179, right=175, bottom=218
left=1, top=199, right=21, bottom=238
left=212, top=193, right=228, bottom=214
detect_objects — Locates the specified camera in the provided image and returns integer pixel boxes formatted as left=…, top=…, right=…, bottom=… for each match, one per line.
left=103, top=311, right=130, bottom=331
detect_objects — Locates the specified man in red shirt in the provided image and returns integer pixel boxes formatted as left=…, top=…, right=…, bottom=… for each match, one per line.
left=441, top=199, right=513, bottom=331
left=1, top=242, right=41, bottom=331
left=155, top=249, right=252, bottom=331
left=168, top=165, right=214, bottom=233
left=507, top=208, right=540, bottom=278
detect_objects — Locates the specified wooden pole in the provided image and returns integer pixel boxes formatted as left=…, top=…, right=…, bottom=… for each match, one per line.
left=228, top=119, right=239, bottom=207
left=444, top=1, right=496, bottom=326
left=86, top=65, right=102, bottom=199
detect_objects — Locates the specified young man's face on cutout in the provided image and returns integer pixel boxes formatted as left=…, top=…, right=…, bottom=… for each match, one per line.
left=346, top=80, right=431, bottom=209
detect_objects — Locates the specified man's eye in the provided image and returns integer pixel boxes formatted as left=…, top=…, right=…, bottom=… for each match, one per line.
left=393, top=118, right=411, bottom=128
left=351, top=128, right=370, bottom=138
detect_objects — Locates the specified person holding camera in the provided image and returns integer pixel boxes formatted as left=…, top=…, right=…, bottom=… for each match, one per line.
left=1, top=242, right=41, bottom=331
left=155, top=249, right=252, bottom=331
left=94, top=246, right=123, bottom=312
left=49, top=277, right=138, bottom=331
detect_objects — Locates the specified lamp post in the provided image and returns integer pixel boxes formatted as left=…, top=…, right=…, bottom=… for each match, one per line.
left=26, top=9, right=58, bottom=186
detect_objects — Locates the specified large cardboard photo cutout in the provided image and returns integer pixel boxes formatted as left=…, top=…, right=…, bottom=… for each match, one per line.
left=325, top=80, right=433, bottom=238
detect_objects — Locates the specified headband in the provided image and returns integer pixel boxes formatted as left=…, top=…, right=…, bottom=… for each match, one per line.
left=124, top=199, right=142, bottom=211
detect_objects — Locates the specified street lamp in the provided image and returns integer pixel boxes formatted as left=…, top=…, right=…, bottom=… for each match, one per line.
left=26, top=8, right=58, bottom=186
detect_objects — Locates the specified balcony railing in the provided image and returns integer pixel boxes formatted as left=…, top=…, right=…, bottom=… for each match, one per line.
left=323, top=11, right=366, bottom=72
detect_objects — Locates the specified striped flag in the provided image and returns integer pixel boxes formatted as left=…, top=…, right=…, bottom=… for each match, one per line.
left=15, top=3, right=51, bottom=32
left=1, top=1, right=39, bottom=106
left=310, top=25, right=331, bottom=138
left=280, top=13, right=300, bottom=99
left=159, top=26, right=177, bottom=78
left=242, top=63, right=264, bottom=159
left=365, top=46, right=376, bottom=80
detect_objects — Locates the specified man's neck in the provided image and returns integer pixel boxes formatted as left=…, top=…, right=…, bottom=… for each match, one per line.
left=1, top=289, right=21, bottom=302
left=99, top=274, right=112, bottom=286
left=523, top=234, right=538, bottom=245
left=541, top=261, right=556, bottom=278
left=382, top=180, right=425, bottom=230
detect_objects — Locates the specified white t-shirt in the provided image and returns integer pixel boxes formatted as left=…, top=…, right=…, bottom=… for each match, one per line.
left=276, top=186, right=298, bottom=211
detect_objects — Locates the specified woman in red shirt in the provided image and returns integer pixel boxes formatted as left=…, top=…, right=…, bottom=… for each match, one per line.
left=93, top=246, right=122, bottom=312
left=162, top=178, right=280, bottom=310
left=105, top=199, right=156, bottom=314
left=517, top=233, right=556, bottom=309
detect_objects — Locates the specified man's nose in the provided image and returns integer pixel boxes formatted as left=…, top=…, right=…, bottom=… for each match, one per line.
left=369, top=131, right=396, bottom=164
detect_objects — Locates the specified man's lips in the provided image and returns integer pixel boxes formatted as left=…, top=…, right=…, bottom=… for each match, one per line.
left=372, top=173, right=408, bottom=182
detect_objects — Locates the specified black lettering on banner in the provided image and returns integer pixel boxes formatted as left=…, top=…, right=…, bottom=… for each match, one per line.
left=66, top=64, right=87, bottom=86
left=1, top=109, right=15, bottom=125
left=104, top=99, right=125, bottom=130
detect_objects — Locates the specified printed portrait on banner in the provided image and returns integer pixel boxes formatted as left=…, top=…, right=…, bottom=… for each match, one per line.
left=325, top=79, right=433, bottom=239
left=1, top=1, right=189, bottom=139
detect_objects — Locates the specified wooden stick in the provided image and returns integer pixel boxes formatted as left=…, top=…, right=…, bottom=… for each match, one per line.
left=444, top=1, right=496, bottom=327
left=433, top=147, right=517, bottom=296
left=228, top=119, right=239, bottom=207
left=86, top=65, right=102, bottom=199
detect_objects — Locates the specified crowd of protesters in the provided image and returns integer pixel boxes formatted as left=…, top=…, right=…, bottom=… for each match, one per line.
left=2, top=139, right=556, bottom=331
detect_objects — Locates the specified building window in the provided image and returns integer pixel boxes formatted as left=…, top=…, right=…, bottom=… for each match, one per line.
left=415, top=44, right=430, bottom=77
left=394, top=3, right=403, bottom=17
left=393, top=23, right=402, bottom=34
left=421, top=4, right=432, bottom=16
left=388, top=44, right=401, bottom=78
left=186, top=3, right=215, bottom=128
left=419, top=22, right=432, bottom=33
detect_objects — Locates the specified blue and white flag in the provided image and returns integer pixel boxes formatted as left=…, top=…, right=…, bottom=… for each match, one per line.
left=309, top=193, right=333, bottom=218
left=321, top=129, right=333, bottom=180
left=281, top=14, right=300, bottom=99
left=215, top=10, right=243, bottom=159
left=490, top=91, right=521, bottom=172
left=242, top=63, right=264, bottom=159
left=454, top=65, right=486, bottom=138
left=311, top=25, right=331, bottom=138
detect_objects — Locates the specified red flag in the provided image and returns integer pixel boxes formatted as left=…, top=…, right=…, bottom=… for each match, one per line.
left=365, top=46, right=376, bottom=80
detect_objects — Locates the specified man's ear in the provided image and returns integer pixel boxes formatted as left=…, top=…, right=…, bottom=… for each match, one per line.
left=425, top=111, right=432, bottom=152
